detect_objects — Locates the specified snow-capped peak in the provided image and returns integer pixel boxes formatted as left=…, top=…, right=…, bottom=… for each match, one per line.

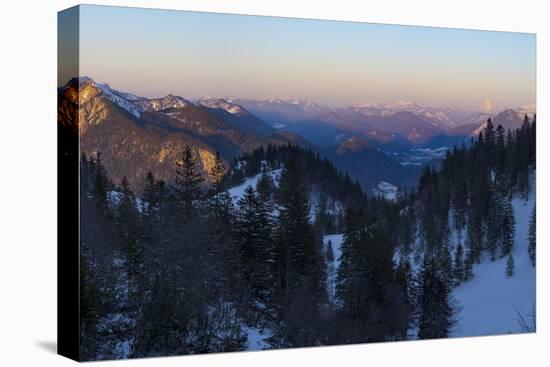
left=135, top=94, right=191, bottom=112
left=394, top=100, right=418, bottom=108
left=198, top=97, right=246, bottom=115
left=79, top=76, right=142, bottom=118
left=516, top=103, right=536, bottom=117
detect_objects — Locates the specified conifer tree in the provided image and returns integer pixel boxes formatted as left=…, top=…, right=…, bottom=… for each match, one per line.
left=337, top=209, right=405, bottom=342
left=175, top=145, right=204, bottom=218
left=495, top=124, right=507, bottom=174
left=394, top=256, right=413, bottom=339
left=506, top=254, right=515, bottom=277
left=484, top=118, right=496, bottom=167
left=235, top=185, right=275, bottom=321
left=417, top=255, right=454, bottom=339
left=116, top=176, right=146, bottom=301
left=80, top=240, right=104, bottom=360
left=463, top=249, right=474, bottom=281
left=486, top=181, right=502, bottom=261
left=143, top=172, right=158, bottom=212
left=453, top=243, right=464, bottom=286
left=210, top=151, right=226, bottom=192
left=501, top=197, right=515, bottom=257
left=273, top=158, right=325, bottom=346
left=256, top=169, right=275, bottom=215
left=206, top=151, right=233, bottom=221
left=235, top=186, right=262, bottom=294
left=91, top=151, right=110, bottom=213
left=528, top=205, right=536, bottom=266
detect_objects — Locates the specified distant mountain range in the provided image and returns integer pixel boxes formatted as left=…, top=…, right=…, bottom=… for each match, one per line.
left=232, top=97, right=535, bottom=148
left=58, top=77, right=534, bottom=193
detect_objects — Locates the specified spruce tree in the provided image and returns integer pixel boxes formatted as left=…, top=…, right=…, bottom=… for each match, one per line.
left=210, top=151, right=226, bottom=192
left=417, top=255, right=454, bottom=339
left=528, top=205, right=536, bottom=266
left=175, top=145, right=204, bottom=218
left=235, top=185, right=275, bottom=321
left=394, top=256, right=413, bottom=339
left=91, top=151, right=110, bottom=213
left=506, top=254, right=515, bottom=277
left=453, top=243, right=464, bottom=286
left=116, top=176, right=146, bottom=302
left=143, top=172, right=158, bottom=212
left=79, top=240, right=104, bottom=360
left=337, top=210, right=405, bottom=342
left=273, top=158, right=325, bottom=346
left=463, top=249, right=474, bottom=281
left=235, top=186, right=261, bottom=295
left=255, top=169, right=275, bottom=215
left=486, top=182, right=501, bottom=261
left=501, top=197, right=515, bottom=257
left=485, top=119, right=496, bottom=160
left=206, top=151, right=233, bottom=221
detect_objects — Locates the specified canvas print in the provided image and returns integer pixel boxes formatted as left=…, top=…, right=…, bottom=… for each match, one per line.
left=57, top=5, right=536, bottom=361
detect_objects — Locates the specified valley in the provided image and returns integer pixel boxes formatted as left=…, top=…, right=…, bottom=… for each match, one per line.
left=60, top=77, right=533, bottom=198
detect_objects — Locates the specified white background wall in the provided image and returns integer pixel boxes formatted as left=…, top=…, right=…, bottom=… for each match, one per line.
left=0, top=0, right=547, bottom=366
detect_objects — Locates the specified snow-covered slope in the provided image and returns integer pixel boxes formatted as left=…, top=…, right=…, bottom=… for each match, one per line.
left=452, top=192, right=536, bottom=337
left=228, top=169, right=282, bottom=203
left=88, top=79, right=142, bottom=118
left=372, top=181, right=398, bottom=201
left=136, top=94, right=191, bottom=112
left=198, top=97, right=247, bottom=115
left=243, top=326, right=272, bottom=350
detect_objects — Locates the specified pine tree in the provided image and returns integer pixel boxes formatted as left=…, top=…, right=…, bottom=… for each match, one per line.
left=235, top=186, right=261, bottom=295
left=495, top=124, right=507, bottom=174
left=452, top=174, right=468, bottom=242
left=132, top=273, right=181, bottom=357
left=336, top=208, right=364, bottom=314
left=394, top=256, right=413, bottom=339
left=273, top=158, right=326, bottom=346
left=417, top=255, right=454, bottom=339
left=528, top=205, right=536, bottom=266
left=463, top=249, right=474, bottom=281
left=91, top=151, right=110, bottom=213
left=116, top=176, right=146, bottom=301
left=210, top=151, right=226, bottom=192
left=506, top=254, right=515, bottom=277
left=515, top=115, right=532, bottom=199
left=484, top=118, right=496, bottom=167
left=486, top=181, right=502, bottom=261
left=143, top=172, right=158, bottom=210
left=206, top=151, right=233, bottom=221
left=256, top=169, right=275, bottom=215
left=143, top=171, right=167, bottom=219
left=235, top=185, right=275, bottom=321
left=175, top=145, right=204, bottom=218
left=80, top=240, right=104, bottom=360
left=336, top=209, right=405, bottom=342
left=453, top=243, right=464, bottom=286
left=501, top=196, right=515, bottom=257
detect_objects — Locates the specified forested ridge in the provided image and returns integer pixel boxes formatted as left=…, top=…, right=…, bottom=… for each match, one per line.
left=79, top=116, right=536, bottom=360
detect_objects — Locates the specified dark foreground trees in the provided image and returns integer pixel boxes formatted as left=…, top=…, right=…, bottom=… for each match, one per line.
left=334, top=208, right=410, bottom=343
left=79, top=114, right=536, bottom=359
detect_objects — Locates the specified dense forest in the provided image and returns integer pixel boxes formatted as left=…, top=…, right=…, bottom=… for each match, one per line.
left=79, top=116, right=536, bottom=360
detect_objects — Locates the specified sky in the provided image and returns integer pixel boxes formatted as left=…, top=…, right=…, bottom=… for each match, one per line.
left=70, top=4, right=536, bottom=110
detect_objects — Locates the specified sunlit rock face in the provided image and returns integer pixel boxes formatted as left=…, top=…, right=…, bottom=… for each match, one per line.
left=58, top=77, right=301, bottom=193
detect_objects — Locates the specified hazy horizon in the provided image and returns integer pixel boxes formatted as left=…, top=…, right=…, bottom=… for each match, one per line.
left=68, top=5, right=536, bottom=111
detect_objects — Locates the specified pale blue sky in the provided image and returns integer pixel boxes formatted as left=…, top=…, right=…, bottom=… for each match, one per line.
left=75, top=4, right=536, bottom=110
